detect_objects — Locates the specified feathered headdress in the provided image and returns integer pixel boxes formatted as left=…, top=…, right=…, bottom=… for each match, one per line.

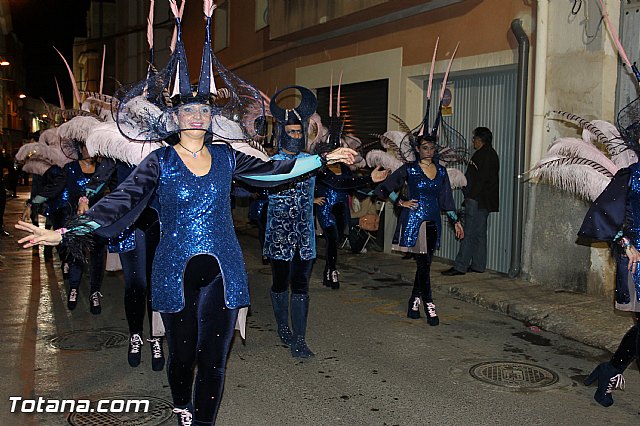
left=114, top=0, right=265, bottom=142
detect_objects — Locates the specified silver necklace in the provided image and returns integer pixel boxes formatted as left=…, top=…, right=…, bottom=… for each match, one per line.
left=178, top=142, right=205, bottom=158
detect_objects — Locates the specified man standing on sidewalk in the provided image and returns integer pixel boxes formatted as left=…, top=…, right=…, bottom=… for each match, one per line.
left=442, top=127, right=499, bottom=276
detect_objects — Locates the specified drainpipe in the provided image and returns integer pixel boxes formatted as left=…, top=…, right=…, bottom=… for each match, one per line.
left=529, top=0, right=549, bottom=168
left=508, top=19, right=529, bottom=278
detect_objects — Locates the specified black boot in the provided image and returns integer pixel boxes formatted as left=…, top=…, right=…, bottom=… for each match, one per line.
left=583, top=362, right=625, bottom=407
left=270, top=290, right=293, bottom=346
left=290, top=293, right=314, bottom=358
left=584, top=325, right=638, bottom=406
left=128, top=333, right=143, bottom=367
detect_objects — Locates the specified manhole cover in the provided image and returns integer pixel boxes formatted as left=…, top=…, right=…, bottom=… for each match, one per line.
left=67, top=395, right=173, bottom=425
left=50, top=329, right=129, bottom=351
left=469, top=361, right=558, bottom=389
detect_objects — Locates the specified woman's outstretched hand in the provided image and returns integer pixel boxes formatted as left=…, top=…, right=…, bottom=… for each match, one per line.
left=15, top=220, right=63, bottom=248
left=325, top=147, right=357, bottom=165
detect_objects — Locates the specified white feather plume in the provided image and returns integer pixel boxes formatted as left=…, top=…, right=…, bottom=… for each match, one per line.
left=446, top=168, right=467, bottom=189
left=86, top=122, right=165, bottom=165
left=38, top=128, right=61, bottom=146
left=585, top=119, right=637, bottom=168
left=531, top=160, right=611, bottom=201
left=366, top=149, right=403, bottom=172
left=547, top=137, right=619, bottom=176
left=57, top=116, right=102, bottom=142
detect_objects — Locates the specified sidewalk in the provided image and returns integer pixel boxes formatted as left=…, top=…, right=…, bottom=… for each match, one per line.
left=333, top=245, right=634, bottom=353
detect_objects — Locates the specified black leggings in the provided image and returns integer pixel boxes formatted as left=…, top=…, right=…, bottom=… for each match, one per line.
left=68, top=236, right=106, bottom=293
left=410, top=222, right=438, bottom=303
left=270, top=251, right=314, bottom=295
left=119, top=227, right=159, bottom=335
left=324, top=225, right=339, bottom=271
left=161, top=254, right=238, bottom=424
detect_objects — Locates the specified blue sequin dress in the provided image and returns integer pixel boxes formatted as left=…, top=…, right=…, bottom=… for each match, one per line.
left=375, top=162, right=456, bottom=253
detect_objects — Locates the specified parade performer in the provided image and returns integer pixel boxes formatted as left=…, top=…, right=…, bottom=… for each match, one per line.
left=263, top=85, right=323, bottom=358
left=16, top=1, right=355, bottom=424
left=372, top=39, right=465, bottom=326
left=315, top=74, right=389, bottom=289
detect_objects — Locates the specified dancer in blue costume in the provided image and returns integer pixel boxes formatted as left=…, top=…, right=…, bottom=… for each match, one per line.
left=263, top=86, right=373, bottom=357
left=374, top=135, right=463, bottom=326
left=15, top=2, right=355, bottom=424
left=579, top=92, right=640, bottom=408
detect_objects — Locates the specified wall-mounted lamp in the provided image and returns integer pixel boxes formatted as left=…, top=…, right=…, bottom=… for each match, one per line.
left=18, top=94, right=26, bottom=99
left=42, top=114, right=48, bottom=118
left=0, top=60, right=10, bottom=66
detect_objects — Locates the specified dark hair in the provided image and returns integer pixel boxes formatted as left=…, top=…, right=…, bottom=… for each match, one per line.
left=473, top=127, right=492, bottom=146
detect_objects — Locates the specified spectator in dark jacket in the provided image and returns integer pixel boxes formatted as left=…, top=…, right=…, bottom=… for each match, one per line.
left=442, top=126, right=499, bottom=275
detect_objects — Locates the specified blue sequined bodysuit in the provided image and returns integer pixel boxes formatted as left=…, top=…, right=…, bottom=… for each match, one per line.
left=152, top=145, right=248, bottom=312
left=375, top=163, right=456, bottom=249
left=263, top=151, right=316, bottom=261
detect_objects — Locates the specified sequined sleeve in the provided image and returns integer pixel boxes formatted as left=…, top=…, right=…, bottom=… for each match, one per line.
left=578, top=167, right=630, bottom=242
left=33, top=165, right=66, bottom=201
left=373, top=165, right=407, bottom=199
left=232, top=149, right=323, bottom=187
left=79, top=152, right=161, bottom=239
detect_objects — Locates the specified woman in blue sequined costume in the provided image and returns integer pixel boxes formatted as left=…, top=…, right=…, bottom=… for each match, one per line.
left=374, top=135, right=463, bottom=326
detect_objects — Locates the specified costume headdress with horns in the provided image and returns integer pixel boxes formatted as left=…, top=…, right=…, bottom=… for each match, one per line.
left=114, top=0, right=264, bottom=143
left=269, top=85, right=317, bottom=154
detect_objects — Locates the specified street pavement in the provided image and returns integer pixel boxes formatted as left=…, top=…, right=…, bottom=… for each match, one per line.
left=1, top=188, right=639, bottom=425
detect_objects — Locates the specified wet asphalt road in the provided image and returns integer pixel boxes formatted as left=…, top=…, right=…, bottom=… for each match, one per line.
left=1, top=191, right=639, bottom=425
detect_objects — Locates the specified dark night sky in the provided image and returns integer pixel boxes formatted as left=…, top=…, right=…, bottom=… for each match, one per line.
left=9, top=0, right=91, bottom=106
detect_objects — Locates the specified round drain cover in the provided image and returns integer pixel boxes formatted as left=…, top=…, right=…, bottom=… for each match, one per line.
left=469, top=361, right=558, bottom=389
left=50, top=329, right=129, bottom=351
left=67, top=395, right=173, bottom=425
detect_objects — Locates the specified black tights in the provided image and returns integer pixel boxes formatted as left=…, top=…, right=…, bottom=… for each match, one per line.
left=324, top=225, right=339, bottom=271
left=270, top=251, right=314, bottom=295
left=161, top=254, right=238, bottom=424
left=610, top=312, right=640, bottom=371
left=120, top=227, right=159, bottom=335
left=410, top=222, right=438, bottom=303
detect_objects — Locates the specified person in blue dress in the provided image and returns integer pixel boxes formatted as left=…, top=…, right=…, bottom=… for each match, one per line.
left=375, top=134, right=463, bottom=325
